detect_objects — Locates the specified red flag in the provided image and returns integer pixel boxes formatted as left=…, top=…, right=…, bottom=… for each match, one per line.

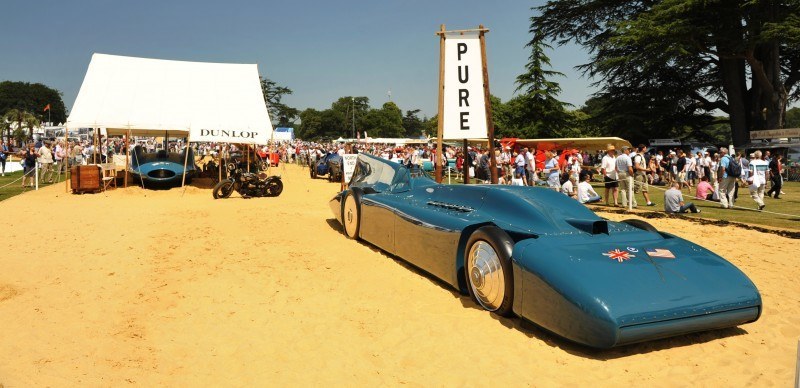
left=43, top=104, right=51, bottom=112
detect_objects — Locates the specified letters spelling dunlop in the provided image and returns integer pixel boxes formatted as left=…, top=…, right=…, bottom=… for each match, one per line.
left=200, top=129, right=257, bottom=139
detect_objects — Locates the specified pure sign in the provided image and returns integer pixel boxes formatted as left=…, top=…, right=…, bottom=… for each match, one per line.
left=443, top=31, right=487, bottom=140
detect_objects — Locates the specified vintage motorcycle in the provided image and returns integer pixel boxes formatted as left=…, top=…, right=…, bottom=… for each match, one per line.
left=212, top=161, right=283, bottom=199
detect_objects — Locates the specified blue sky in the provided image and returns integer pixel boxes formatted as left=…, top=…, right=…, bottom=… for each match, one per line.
left=0, top=0, right=595, bottom=119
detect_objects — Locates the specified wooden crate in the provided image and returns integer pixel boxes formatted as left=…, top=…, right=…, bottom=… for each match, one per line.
left=71, top=165, right=101, bottom=194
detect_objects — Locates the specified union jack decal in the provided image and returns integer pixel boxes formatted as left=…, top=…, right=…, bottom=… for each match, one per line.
left=603, top=248, right=635, bottom=263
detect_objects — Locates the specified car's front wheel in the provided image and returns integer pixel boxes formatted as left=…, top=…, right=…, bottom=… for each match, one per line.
left=465, top=226, right=514, bottom=316
left=342, top=190, right=362, bottom=239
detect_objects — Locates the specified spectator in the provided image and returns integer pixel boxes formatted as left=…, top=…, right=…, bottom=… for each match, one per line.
left=632, top=144, right=656, bottom=206
left=510, top=170, right=524, bottom=186
left=664, top=181, right=700, bottom=214
left=513, top=150, right=527, bottom=186
left=561, top=174, right=577, bottom=199
left=748, top=150, right=769, bottom=211
left=21, top=143, right=38, bottom=187
left=544, top=150, right=561, bottom=190
left=695, top=176, right=716, bottom=201
left=615, top=145, right=637, bottom=208
left=577, top=171, right=602, bottom=204
left=0, top=140, right=8, bottom=176
left=717, top=147, right=737, bottom=209
left=39, top=141, right=54, bottom=183
left=766, top=153, right=783, bottom=199
left=600, top=145, right=619, bottom=206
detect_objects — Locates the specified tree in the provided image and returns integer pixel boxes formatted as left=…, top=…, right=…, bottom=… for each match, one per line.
left=2, top=108, right=40, bottom=144
left=402, top=109, right=424, bottom=138
left=0, top=81, right=66, bottom=126
left=360, top=102, right=405, bottom=138
left=331, top=96, right=370, bottom=138
left=531, top=0, right=800, bottom=146
left=514, top=33, right=573, bottom=135
left=260, top=77, right=299, bottom=127
left=786, top=106, right=800, bottom=128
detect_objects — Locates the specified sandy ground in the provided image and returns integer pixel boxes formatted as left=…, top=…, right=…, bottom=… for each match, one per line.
left=1, top=163, right=798, bottom=386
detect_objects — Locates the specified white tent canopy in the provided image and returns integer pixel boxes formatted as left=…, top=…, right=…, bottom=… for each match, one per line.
left=66, top=53, right=273, bottom=144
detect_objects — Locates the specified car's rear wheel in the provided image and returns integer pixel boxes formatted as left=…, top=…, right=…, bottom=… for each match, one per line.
left=342, top=190, right=361, bottom=239
left=465, top=226, right=514, bottom=316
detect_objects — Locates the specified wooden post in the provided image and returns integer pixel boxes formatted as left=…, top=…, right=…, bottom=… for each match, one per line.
left=247, top=144, right=251, bottom=173
left=435, top=24, right=446, bottom=184
left=479, top=25, right=497, bottom=184
left=463, top=139, right=470, bottom=184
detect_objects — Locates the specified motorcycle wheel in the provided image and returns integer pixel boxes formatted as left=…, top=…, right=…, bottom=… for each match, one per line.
left=213, top=180, right=235, bottom=199
left=266, top=178, right=284, bottom=197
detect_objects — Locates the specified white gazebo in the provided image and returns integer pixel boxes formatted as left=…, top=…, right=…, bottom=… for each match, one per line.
left=66, top=53, right=273, bottom=188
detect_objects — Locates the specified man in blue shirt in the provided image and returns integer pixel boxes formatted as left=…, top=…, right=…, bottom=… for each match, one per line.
left=717, top=147, right=737, bottom=209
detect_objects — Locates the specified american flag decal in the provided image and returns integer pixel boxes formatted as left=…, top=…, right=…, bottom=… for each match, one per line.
left=602, top=249, right=635, bottom=263
left=645, top=249, right=675, bottom=259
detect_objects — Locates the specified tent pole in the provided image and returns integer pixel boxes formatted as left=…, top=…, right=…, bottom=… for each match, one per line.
left=124, top=129, right=130, bottom=188
left=64, top=127, right=69, bottom=193
left=181, top=134, right=190, bottom=188
left=247, top=144, right=251, bottom=173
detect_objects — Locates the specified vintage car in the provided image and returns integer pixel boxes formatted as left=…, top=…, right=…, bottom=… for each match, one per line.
left=311, top=152, right=343, bottom=182
left=130, top=145, right=195, bottom=187
left=329, top=154, right=761, bottom=348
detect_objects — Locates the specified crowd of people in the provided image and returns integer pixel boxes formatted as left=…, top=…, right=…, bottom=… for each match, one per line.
left=3, top=135, right=789, bottom=216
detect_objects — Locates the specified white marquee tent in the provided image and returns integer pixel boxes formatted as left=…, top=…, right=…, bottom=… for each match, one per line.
left=66, top=53, right=273, bottom=143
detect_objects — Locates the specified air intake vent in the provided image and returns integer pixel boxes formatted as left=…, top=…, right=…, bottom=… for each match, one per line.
left=427, top=201, right=473, bottom=213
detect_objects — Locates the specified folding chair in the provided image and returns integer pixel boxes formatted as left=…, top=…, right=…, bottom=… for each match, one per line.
left=100, top=163, right=117, bottom=191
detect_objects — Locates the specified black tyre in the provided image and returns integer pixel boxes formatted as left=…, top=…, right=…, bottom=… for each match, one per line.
left=341, top=190, right=361, bottom=239
left=621, top=219, right=658, bottom=232
left=265, top=178, right=284, bottom=197
left=464, top=226, right=514, bottom=316
left=213, top=180, right=234, bottom=199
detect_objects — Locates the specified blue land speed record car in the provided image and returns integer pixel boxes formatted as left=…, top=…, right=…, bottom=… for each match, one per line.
left=330, top=154, right=761, bottom=348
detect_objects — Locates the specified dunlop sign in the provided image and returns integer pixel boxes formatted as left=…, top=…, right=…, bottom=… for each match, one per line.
left=192, top=128, right=265, bottom=144
left=443, top=31, right=487, bottom=140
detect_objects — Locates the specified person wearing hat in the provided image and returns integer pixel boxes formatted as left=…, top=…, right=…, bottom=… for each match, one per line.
left=747, top=150, right=769, bottom=210
left=615, top=145, right=637, bottom=208
left=600, top=144, right=619, bottom=206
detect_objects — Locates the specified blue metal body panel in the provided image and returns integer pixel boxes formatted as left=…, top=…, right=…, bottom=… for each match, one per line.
left=329, top=154, right=762, bottom=348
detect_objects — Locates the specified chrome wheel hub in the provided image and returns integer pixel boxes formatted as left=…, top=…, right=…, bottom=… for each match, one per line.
left=344, top=195, right=358, bottom=237
left=467, top=241, right=504, bottom=311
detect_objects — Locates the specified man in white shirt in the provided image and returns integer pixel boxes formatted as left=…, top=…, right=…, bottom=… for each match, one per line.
left=514, top=150, right=527, bottom=186
left=748, top=150, right=769, bottom=210
left=600, top=145, right=618, bottom=206
left=561, top=175, right=577, bottom=199
left=577, top=171, right=602, bottom=204
left=615, top=145, right=637, bottom=208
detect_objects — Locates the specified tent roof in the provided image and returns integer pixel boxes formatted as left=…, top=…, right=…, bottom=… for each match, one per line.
left=509, top=137, right=632, bottom=152
left=66, top=53, right=273, bottom=144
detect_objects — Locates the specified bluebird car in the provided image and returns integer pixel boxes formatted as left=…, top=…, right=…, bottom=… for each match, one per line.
left=311, top=152, right=343, bottom=182
left=329, top=154, right=761, bottom=348
left=130, top=145, right=195, bottom=187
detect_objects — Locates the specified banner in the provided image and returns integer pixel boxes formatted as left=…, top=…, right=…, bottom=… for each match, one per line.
left=749, top=128, right=800, bottom=140
left=342, top=154, right=358, bottom=185
left=443, top=31, right=487, bottom=140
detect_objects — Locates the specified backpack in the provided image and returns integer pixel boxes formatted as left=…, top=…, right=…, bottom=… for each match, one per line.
left=725, top=156, right=741, bottom=177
